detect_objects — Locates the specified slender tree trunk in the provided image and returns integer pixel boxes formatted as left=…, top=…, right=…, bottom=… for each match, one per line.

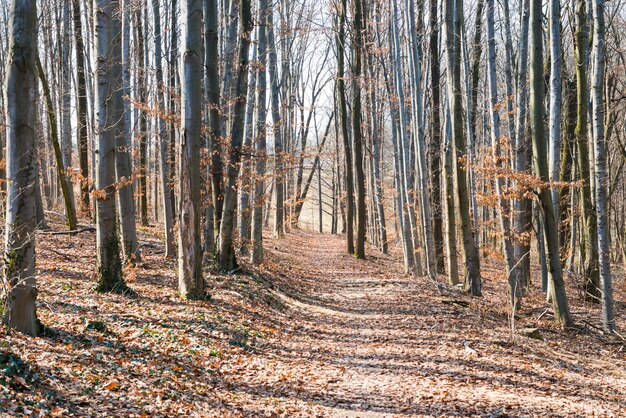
left=152, top=0, right=176, bottom=258
left=336, top=0, right=354, bottom=254
left=251, top=0, right=270, bottom=264
left=487, top=0, right=516, bottom=305
left=135, top=7, right=149, bottom=226
left=35, top=57, right=78, bottom=232
left=590, top=0, right=615, bottom=332
left=238, top=40, right=258, bottom=254
left=178, top=0, right=205, bottom=299
left=351, top=0, right=366, bottom=259
left=429, top=0, right=444, bottom=272
left=574, top=0, right=600, bottom=301
left=529, top=0, right=572, bottom=327
left=94, top=0, right=128, bottom=294
left=445, top=0, right=481, bottom=294
left=513, top=0, right=531, bottom=290
left=443, top=95, right=460, bottom=285
left=218, top=0, right=253, bottom=271
left=115, top=0, right=141, bottom=264
left=61, top=0, right=75, bottom=214
left=204, top=0, right=222, bottom=249
left=268, top=4, right=285, bottom=238
left=72, top=0, right=90, bottom=216
left=548, top=0, right=562, bottom=219
left=2, top=0, right=40, bottom=336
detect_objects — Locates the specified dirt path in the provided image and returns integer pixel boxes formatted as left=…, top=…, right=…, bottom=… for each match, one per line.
left=214, top=232, right=626, bottom=417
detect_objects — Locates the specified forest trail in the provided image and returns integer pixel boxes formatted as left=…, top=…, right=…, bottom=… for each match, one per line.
left=213, top=232, right=626, bottom=417
left=3, top=227, right=626, bottom=417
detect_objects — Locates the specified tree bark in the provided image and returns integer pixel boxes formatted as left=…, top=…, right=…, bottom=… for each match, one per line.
left=529, top=0, right=572, bottom=326
left=218, top=0, right=253, bottom=271
left=94, top=0, right=128, bottom=294
left=445, top=0, right=482, bottom=294
left=152, top=0, right=176, bottom=258
left=178, top=0, right=205, bottom=299
left=2, top=0, right=40, bottom=336
left=590, top=0, right=615, bottom=332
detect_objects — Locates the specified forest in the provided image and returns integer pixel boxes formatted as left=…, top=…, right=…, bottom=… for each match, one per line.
left=0, top=0, right=625, bottom=415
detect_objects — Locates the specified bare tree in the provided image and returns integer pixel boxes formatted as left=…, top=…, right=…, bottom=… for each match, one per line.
left=2, top=0, right=40, bottom=336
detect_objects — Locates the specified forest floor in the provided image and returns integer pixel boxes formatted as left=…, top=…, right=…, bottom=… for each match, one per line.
left=1, top=221, right=626, bottom=417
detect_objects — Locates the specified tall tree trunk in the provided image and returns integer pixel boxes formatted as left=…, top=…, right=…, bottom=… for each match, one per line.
left=590, top=0, right=615, bottom=332
left=178, top=0, right=205, bottom=299
left=204, top=0, right=222, bottom=249
left=169, top=0, right=179, bottom=220
left=238, top=40, right=258, bottom=254
left=2, top=0, right=40, bottom=336
left=94, top=0, right=128, bottom=294
left=268, top=5, right=285, bottom=238
left=251, top=0, right=270, bottom=264
left=35, top=56, right=78, bottom=232
left=445, top=0, right=482, bottom=294
left=61, top=0, right=74, bottom=213
left=429, top=0, right=444, bottom=273
left=336, top=0, right=354, bottom=254
left=116, top=0, right=140, bottom=264
left=72, top=0, right=90, bottom=216
left=548, top=0, right=562, bottom=219
left=443, top=95, right=459, bottom=285
left=135, top=6, right=149, bottom=226
left=407, top=0, right=436, bottom=277
left=487, top=0, right=516, bottom=305
left=529, top=0, right=572, bottom=326
left=574, top=0, right=600, bottom=301
left=218, top=0, right=253, bottom=271
left=152, top=0, right=176, bottom=258
left=351, top=0, right=366, bottom=259
left=513, top=0, right=531, bottom=290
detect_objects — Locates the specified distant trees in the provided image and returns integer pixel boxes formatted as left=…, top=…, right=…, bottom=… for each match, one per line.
left=1, top=0, right=622, bottom=334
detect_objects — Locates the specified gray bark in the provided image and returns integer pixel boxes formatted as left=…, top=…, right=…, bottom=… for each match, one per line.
left=2, top=0, right=40, bottom=336
left=152, top=0, right=176, bottom=258
left=94, top=0, right=127, bottom=294
left=178, top=0, right=205, bottom=299
left=590, top=0, right=615, bottom=332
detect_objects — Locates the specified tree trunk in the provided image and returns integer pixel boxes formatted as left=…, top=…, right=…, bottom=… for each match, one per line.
left=513, top=0, right=531, bottom=291
left=351, top=0, right=366, bottom=259
left=336, top=0, right=354, bottom=254
left=178, top=0, right=205, bottom=299
left=267, top=5, right=285, bottom=238
left=251, top=0, right=270, bottom=264
left=445, top=0, right=481, bottom=294
left=590, top=0, right=615, bottom=332
left=487, top=0, right=516, bottom=305
left=204, top=0, right=222, bottom=249
left=116, top=0, right=140, bottom=264
left=72, top=0, right=90, bottom=216
left=152, top=0, right=176, bottom=258
left=135, top=7, right=149, bottom=227
left=218, top=0, right=253, bottom=271
left=94, top=0, right=128, bottom=294
left=429, top=0, right=444, bottom=272
left=529, top=0, right=572, bottom=327
left=574, top=0, right=600, bottom=301
left=2, top=0, right=40, bottom=336
left=35, top=56, right=78, bottom=232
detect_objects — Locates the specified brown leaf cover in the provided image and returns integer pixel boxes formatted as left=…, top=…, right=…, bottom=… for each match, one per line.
left=1, top=224, right=624, bottom=417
